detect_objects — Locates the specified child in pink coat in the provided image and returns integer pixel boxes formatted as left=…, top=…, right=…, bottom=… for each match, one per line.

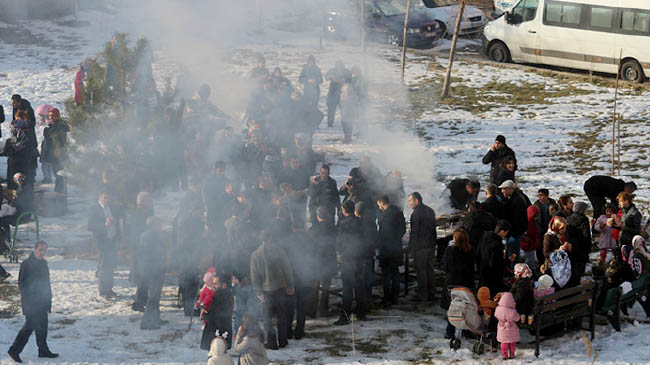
left=495, top=292, right=520, bottom=359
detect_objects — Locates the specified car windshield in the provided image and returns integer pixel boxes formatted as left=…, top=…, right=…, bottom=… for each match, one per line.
left=375, top=0, right=406, bottom=16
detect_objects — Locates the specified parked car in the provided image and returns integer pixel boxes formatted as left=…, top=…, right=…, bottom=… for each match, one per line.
left=415, top=0, right=489, bottom=37
left=326, top=0, right=444, bottom=48
left=492, top=0, right=517, bottom=16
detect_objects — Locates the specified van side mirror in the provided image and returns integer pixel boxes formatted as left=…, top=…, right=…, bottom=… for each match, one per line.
left=505, top=11, right=513, bottom=24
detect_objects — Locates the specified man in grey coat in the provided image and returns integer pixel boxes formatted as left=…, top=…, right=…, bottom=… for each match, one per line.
left=250, top=229, right=294, bottom=350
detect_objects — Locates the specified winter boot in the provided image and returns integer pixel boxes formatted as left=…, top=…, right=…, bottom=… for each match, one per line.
left=7, top=349, right=22, bottom=363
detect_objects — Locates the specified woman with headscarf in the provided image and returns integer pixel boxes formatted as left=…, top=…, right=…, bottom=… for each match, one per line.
left=632, top=235, right=650, bottom=273
left=542, top=216, right=570, bottom=271
left=298, top=55, right=323, bottom=108
left=567, top=201, right=591, bottom=284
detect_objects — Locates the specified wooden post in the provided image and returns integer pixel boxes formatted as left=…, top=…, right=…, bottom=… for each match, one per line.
left=400, top=0, right=412, bottom=84
left=361, top=0, right=367, bottom=72
left=612, top=49, right=622, bottom=176
left=441, top=0, right=465, bottom=98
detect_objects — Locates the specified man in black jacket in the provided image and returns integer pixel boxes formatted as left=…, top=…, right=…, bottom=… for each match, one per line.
left=407, top=192, right=437, bottom=302
left=499, top=180, right=528, bottom=265
left=202, top=161, right=228, bottom=237
left=8, top=241, right=58, bottom=362
left=448, top=179, right=480, bottom=211
left=583, top=175, right=636, bottom=219
left=11, top=94, right=37, bottom=151
left=482, top=183, right=505, bottom=220
left=87, top=190, right=123, bottom=299
left=279, top=156, right=311, bottom=227
left=461, top=201, right=497, bottom=257
left=139, top=217, right=168, bottom=330
left=482, top=135, right=516, bottom=184
left=377, top=194, right=406, bottom=306
left=355, top=202, right=378, bottom=302
left=567, top=202, right=591, bottom=286
left=335, top=200, right=367, bottom=325
left=307, top=206, right=338, bottom=317
left=477, top=221, right=510, bottom=295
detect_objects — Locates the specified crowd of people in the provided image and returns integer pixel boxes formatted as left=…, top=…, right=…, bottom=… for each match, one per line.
left=4, top=51, right=650, bottom=364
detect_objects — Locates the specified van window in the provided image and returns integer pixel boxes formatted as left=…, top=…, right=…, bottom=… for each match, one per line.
left=545, top=1, right=581, bottom=25
left=590, top=7, right=613, bottom=29
left=622, top=10, right=650, bottom=33
left=512, top=0, right=539, bottom=23
left=562, top=4, right=581, bottom=24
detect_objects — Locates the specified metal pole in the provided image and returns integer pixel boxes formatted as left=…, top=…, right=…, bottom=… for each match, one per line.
left=612, top=49, right=622, bottom=176
left=400, top=0, right=412, bottom=84
left=441, top=0, right=465, bottom=98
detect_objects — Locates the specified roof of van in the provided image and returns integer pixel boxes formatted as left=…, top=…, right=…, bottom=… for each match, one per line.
left=543, top=0, right=650, bottom=9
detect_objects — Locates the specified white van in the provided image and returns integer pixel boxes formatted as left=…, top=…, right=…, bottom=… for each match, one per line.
left=483, top=0, right=650, bottom=82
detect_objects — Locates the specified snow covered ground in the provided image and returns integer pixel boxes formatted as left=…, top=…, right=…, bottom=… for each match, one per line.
left=2, top=2, right=650, bottom=364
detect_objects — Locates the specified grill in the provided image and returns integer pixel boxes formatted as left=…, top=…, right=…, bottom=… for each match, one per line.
left=468, top=16, right=483, bottom=22
left=421, top=22, right=439, bottom=33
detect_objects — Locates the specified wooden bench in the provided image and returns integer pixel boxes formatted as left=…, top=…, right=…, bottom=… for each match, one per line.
left=521, top=282, right=598, bottom=357
left=602, top=274, right=650, bottom=331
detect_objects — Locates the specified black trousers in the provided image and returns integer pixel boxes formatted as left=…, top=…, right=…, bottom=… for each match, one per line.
left=262, top=289, right=289, bottom=346
left=10, top=311, right=49, bottom=355
left=413, top=248, right=436, bottom=300
left=326, top=93, right=341, bottom=126
left=586, top=193, right=613, bottom=220
left=134, top=277, right=150, bottom=309
left=285, top=287, right=314, bottom=337
left=0, top=263, right=7, bottom=277
left=308, top=275, right=332, bottom=316
left=140, top=276, right=163, bottom=329
left=180, top=271, right=199, bottom=317
left=294, top=286, right=312, bottom=337
left=380, top=256, right=401, bottom=302
left=341, top=264, right=368, bottom=317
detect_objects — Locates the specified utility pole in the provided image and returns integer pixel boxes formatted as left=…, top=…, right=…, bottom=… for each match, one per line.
left=441, top=0, right=465, bottom=98
left=400, top=0, right=412, bottom=84
left=361, top=0, right=367, bottom=72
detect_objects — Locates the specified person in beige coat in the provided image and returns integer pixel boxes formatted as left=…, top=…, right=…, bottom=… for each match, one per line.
left=234, top=315, right=268, bottom=365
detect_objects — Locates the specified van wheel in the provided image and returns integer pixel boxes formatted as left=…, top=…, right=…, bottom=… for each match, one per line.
left=387, top=33, right=402, bottom=47
left=621, top=60, right=645, bottom=83
left=488, top=42, right=510, bottom=63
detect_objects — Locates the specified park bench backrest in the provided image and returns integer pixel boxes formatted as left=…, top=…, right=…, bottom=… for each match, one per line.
left=534, top=282, right=596, bottom=321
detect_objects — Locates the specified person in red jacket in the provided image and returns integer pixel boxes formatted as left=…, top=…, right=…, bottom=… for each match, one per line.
left=521, top=205, right=541, bottom=272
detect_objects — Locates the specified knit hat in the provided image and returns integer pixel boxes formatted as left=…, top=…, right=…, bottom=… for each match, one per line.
left=537, top=274, right=554, bottom=290
left=35, top=104, right=54, bottom=116
left=573, top=201, right=588, bottom=214
left=514, top=263, right=532, bottom=279
left=203, top=268, right=216, bottom=285
left=349, top=167, right=361, bottom=179
left=495, top=135, right=506, bottom=144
